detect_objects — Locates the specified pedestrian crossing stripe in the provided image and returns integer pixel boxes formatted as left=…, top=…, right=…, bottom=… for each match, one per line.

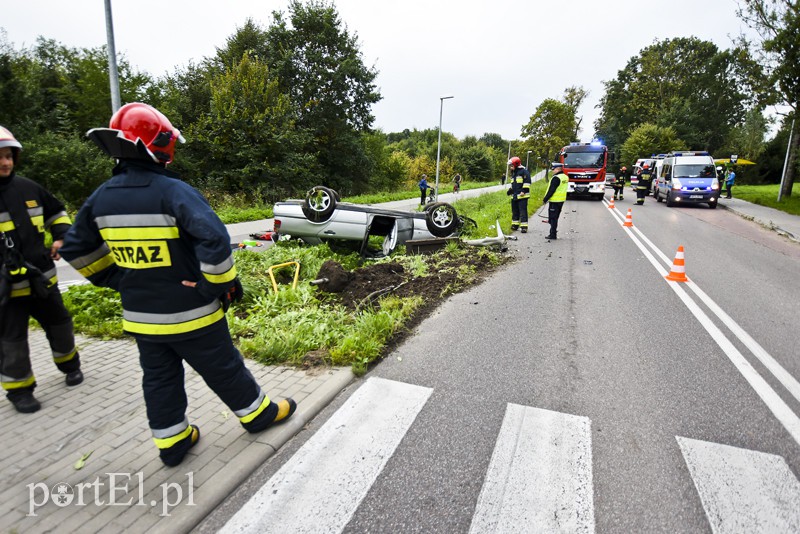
left=221, top=377, right=433, bottom=534
left=677, top=436, right=800, bottom=533
left=469, top=404, right=595, bottom=533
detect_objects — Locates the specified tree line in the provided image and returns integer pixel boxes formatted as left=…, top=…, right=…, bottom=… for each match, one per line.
left=1, top=0, right=796, bottom=210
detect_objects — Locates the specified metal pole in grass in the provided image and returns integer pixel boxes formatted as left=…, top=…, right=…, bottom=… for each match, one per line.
left=435, top=95, right=454, bottom=203
left=778, top=118, right=794, bottom=203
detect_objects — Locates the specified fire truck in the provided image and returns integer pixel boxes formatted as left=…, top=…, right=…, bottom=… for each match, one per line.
left=556, top=141, right=610, bottom=201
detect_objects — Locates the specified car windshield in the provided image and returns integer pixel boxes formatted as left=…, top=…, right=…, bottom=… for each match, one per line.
left=674, top=164, right=716, bottom=178
left=564, top=152, right=605, bottom=168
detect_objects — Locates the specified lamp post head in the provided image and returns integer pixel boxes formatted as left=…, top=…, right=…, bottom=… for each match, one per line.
left=440, top=95, right=454, bottom=101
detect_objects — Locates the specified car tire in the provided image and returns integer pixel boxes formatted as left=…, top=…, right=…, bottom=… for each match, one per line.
left=302, top=186, right=337, bottom=222
left=425, top=202, right=459, bottom=237
left=655, top=189, right=662, bottom=202
left=708, top=201, right=717, bottom=209
left=666, top=192, right=676, bottom=207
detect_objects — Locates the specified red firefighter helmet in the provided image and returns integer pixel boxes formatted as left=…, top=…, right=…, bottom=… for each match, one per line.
left=0, top=126, right=22, bottom=162
left=108, top=103, right=184, bottom=164
left=507, top=156, right=522, bottom=167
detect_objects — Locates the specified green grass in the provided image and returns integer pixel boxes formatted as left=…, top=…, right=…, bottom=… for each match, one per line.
left=730, top=184, right=800, bottom=216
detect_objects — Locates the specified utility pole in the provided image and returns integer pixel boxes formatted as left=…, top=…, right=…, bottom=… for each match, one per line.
left=434, top=95, right=454, bottom=203
left=104, top=0, right=121, bottom=113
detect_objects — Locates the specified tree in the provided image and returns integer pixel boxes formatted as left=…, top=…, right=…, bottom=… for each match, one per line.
left=620, top=123, right=684, bottom=168
left=186, top=53, right=309, bottom=200
left=563, top=86, right=589, bottom=140
left=261, top=0, right=381, bottom=192
left=738, top=0, right=800, bottom=197
left=521, top=98, right=575, bottom=163
left=594, top=38, right=755, bottom=156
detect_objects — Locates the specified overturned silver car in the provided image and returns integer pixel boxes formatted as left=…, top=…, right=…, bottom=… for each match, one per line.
left=273, top=186, right=463, bottom=256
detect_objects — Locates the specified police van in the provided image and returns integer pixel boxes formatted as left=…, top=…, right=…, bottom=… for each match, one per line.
left=653, top=151, right=719, bottom=209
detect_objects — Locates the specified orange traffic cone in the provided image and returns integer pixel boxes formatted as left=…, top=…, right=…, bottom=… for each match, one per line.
left=665, top=246, right=688, bottom=282
left=623, top=208, right=633, bottom=227
left=608, top=197, right=615, bottom=209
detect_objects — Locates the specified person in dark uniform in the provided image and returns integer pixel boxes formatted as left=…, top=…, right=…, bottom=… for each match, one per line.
left=59, top=103, right=296, bottom=467
left=542, top=162, right=569, bottom=240
left=613, top=166, right=628, bottom=200
left=635, top=164, right=652, bottom=205
left=0, top=126, right=83, bottom=414
left=506, top=157, right=531, bottom=232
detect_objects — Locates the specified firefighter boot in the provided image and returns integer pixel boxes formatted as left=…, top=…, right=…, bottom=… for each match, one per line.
left=65, top=370, right=84, bottom=386
left=159, top=425, right=200, bottom=467
left=8, top=390, right=41, bottom=414
left=511, top=224, right=519, bottom=231
left=242, top=398, right=297, bottom=434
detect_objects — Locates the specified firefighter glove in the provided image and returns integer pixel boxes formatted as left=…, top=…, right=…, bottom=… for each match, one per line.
left=220, top=277, right=243, bottom=312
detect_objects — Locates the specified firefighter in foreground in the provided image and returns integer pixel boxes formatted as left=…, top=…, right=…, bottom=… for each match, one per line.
left=0, top=126, right=83, bottom=413
left=542, top=161, right=569, bottom=240
left=635, top=164, right=652, bottom=205
left=506, top=156, right=531, bottom=232
left=59, top=103, right=296, bottom=467
left=613, top=166, right=628, bottom=201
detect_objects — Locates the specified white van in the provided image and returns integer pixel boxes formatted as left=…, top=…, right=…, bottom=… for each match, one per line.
left=653, top=151, right=719, bottom=208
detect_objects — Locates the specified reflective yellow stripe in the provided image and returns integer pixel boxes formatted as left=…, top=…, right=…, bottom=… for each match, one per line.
left=11, top=287, right=31, bottom=298
left=53, top=349, right=77, bottom=364
left=203, top=265, right=237, bottom=285
left=1, top=376, right=36, bottom=390
left=152, top=425, right=193, bottom=449
left=77, top=252, right=117, bottom=278
left=49, top=215, right=71, bottom=226
left=239, top=395, right=272, bottom=424
left=0, top=220, right=14, bottom=232
left=123, top=307, right=225, bottom=336
left=100, top=226, right=179, bottom=240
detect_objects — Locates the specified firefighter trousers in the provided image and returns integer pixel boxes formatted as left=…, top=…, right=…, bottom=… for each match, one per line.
left=0, top=287, right=81, bottom=399
left=136, top=319, right=270, bottom=445
left=511, top=197, right=529, bottom=229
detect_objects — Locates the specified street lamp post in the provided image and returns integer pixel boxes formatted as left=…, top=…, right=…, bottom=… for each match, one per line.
left=526, top=150, right=532, bottom=170
left=435, top=95, right=454, bottom=203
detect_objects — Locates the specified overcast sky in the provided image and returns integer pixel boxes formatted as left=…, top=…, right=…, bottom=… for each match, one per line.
left=3, top=0, right=758, bottom=142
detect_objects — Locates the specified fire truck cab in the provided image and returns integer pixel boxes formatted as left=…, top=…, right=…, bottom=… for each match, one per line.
left=557, top=141, right=610, bottom=201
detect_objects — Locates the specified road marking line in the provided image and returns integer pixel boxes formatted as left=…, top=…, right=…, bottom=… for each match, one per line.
left=469, top=404, right=595, bottom=534
left=220, top=377, right=432, bottom=534
left=677, top=436, right=800, bottom=532
left=606, top=203, right=800, bottom=447
left=627, top=222, right=800, bottom=406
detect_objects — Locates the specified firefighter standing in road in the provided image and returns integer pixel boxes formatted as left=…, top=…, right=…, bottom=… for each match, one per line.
left=635, top=164, right=652, bottom=205
left=59, top=103, right=296, bottom=467
left=613, top=166, right=628, bottom=200
left=542, top=162, right=569, bottom=240
left=506, top=156, right=531, bottom=232
left=0, top=126, right=83, bottom=414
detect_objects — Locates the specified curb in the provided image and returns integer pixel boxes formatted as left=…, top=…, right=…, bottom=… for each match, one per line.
left=718, top=202, right=800, bottom=244
left=159, top=367, right=355, bottom=534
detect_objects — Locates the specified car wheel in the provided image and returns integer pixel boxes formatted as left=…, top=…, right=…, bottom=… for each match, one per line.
left=655, top=189, right=662, bottom=202
left=708, top=201, right=717, bottom=209
left=425, top=202, right=459, bottom=237
left=302, top=186, right=337, bottom=222
left=666, top=192, right=676, bottom=207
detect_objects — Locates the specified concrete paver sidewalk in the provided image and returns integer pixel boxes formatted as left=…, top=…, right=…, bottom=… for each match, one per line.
left=0, top=330, right=353, bottom=534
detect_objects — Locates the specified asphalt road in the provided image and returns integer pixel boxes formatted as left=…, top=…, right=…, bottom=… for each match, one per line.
left=200, top=194, right=800, bottom=533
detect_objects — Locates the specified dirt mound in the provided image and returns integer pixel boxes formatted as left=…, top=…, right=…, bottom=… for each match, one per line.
left=315, top=253, right=499, bottom=311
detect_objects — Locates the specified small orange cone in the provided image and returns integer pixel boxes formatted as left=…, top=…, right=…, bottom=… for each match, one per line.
left=665, top=245, right=688, bottom=282
left=623, top=208, right=633, bottom=227
left=608, top=197, right=615, bottom=209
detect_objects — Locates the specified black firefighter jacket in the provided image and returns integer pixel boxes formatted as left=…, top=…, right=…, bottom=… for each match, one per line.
left=59, top=160, right=237, bottom=340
